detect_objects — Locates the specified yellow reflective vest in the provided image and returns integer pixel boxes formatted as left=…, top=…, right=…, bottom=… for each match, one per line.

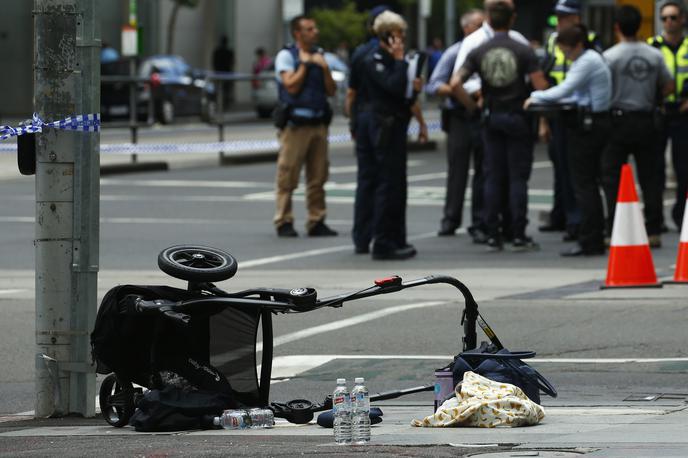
left=647, top=35, right=688, bottom=102
left=546, top=31, right=598, bottom=85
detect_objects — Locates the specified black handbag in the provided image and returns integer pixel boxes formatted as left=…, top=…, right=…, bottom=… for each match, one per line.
left=451, top=342, right=558, bottom=405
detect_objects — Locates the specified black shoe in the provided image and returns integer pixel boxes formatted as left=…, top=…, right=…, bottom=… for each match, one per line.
left=511, top=236, right=539, bottom=252
left=277, top=222, right=298, bottom=237
left=437, top=223, right=458, bottom=236
left=486, top=237, right=503, bottom=252
left=470, top=228, right=489, bottom=244
left=372, top=245, right=417, bottom=260
left=354, top=244, right=370, bottom=254
left=538, top=223, right=566, bottom=232
left=308, top=220, right=338, bottom=237
left=560, top=245, right=605, bottom=257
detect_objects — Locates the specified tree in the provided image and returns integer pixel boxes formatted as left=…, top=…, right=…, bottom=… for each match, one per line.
left=310, top=1, right=368, bottom=52
left=166, top=0, right=200, bottom=55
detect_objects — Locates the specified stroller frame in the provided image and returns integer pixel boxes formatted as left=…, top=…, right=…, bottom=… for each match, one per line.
left=93, top=245, right=501, bottom=427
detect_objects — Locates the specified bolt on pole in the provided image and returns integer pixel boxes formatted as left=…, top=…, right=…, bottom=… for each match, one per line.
left=33, top=0, right=100, bottom=417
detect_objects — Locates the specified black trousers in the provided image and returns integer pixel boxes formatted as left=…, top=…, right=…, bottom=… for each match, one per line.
left=602, top=114, right=662, bottom=236
left=442, top=111, right=484, bottom=230
left=482, top=112, right=534, bottom=239
left=547, top=118, right=580, bottom=230
left=353, top=111, right=409, bottom=253
left=566, top=116, right=610, bottom=251
left=656, top=114, right=688, bottom=230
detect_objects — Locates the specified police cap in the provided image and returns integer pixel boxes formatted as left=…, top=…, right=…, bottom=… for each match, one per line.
left=554, top=0, right=582, bottom=15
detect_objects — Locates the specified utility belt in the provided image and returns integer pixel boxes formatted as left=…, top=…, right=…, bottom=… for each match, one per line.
left=273, top=102, right=332, bottom=129
left=373, top=109, right=410, bottom=150
left=440, top=105, right=479, bottom=132
left=561, top=108, right=609, bottom=132
left=610, top=108, right=655, bottom=118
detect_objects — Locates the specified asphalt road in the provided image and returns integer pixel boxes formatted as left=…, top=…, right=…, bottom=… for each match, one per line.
left=0, top=117, right=686, bottom=426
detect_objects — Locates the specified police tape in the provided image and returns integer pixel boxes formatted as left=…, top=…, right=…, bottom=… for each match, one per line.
left=0, top=120, right=440, bottom=155
left=0, top=113, right=100, bottom=141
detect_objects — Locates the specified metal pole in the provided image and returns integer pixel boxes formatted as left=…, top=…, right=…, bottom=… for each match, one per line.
left=445, top=0, right=456, bottom=47
left=129, top=58, right=138, bottom=163
left=217, top=77, right=225, bottom=161
left=34, top=0, right=99, bottom=417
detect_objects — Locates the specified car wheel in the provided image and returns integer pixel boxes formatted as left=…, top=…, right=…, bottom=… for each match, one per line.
left=157, top=245, right=238, bottom=282
left=160, top=100, right=175, bottom=124
left=99, top=374, right=135, bottom=427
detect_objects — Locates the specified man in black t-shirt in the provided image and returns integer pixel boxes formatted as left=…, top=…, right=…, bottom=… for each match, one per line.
left=452, top=0, right=548, bottom=251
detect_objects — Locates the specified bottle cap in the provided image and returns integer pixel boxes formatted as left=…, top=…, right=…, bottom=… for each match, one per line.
left=336, top=378, right=346, bottom=384
left=213, top=416, right=220, bottom=426
left=354, top=377, right=364, bottom=384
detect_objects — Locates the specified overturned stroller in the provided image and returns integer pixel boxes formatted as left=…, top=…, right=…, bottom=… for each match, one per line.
left=91, top=245, right=555, bottom=430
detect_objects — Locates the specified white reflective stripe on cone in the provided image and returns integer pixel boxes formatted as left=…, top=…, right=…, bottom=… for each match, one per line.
left=610, top=202, right=649, bottom=247
left=681, top=199, right=688, bottom=243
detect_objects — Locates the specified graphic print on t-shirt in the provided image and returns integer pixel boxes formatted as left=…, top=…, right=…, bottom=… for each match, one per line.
left=623, top=56, right=652, bottom=82
left=480, top=47, right=518, bottom=88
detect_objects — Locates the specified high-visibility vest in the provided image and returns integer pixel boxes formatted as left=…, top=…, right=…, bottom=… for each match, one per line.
left=546, top=31, right=598, bottom=85
left=648, top=35, right=688, bottom=102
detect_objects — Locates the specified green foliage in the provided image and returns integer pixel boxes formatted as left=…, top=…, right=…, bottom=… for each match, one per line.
left=310, top=1, right=368, bottom=52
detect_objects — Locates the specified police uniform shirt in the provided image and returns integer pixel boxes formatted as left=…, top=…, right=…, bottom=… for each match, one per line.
left=604, top=42, right=672, bottom=112
left=349, top=38, right=378, bottom=107
left=461, top=33, right=539, bottom=111
left=361, top=47, right=409, bottom=114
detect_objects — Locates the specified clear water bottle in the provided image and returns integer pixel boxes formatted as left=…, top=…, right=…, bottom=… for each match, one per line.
left=351, top=377, right=371, bottom=444
left=248, top=408, right=274, bottom=428
left=333, top=378, right=352, bottom=444
left=213, top=409, right=251, bottom=429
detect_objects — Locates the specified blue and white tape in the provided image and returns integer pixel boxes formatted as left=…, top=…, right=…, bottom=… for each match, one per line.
left=0, top=112, right=100, bottom=141
left=0, top=119, right=439, bottom=155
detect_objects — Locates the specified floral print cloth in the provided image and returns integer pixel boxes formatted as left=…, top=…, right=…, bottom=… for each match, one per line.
left=412, top=371, right=545, bottom=428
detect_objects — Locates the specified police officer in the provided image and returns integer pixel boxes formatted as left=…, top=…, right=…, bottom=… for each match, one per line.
left=426, top=9, right=487, bottom=241
left=540, top=0, right=602, bottom=240
left=452, top=0, right=549, bottom=251
left=272, top=15, right=338, bottom=238
left=359, top=11, right=419, bottom=260
left=603, top=5, right=674, bottom=248
left=649, top=0, right=688, bottom=231
left=527, top=24, right=612, bottom=257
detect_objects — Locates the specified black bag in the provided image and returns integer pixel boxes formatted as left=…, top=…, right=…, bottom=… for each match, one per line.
left=451, top=342, right=557, bottom=405
left=272, top=102, right=291, bottom=129
left=130, top=386, right=236, bottom=432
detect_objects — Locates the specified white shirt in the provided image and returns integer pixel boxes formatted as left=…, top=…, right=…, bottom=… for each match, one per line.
left=451, top=22, right=529, bottom=94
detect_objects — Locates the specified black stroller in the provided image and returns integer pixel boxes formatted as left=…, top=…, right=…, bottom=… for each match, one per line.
left=91, top=245, right=505, bottom=428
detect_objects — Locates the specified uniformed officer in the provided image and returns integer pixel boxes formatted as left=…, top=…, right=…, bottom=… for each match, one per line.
left=527, top=24, right=612, bottom=257
left=348, top=6, right=427, bottom=255
left=540, top=0, right=602, bottom=241
left=425, top=9, right=486, bottom=240
left=649, top=0, right=688, bottom=231
left=359, top=11, right=420, bottom=260
left=272, top=15, right=338, bottom=238
left=452, top=0, right=549, bottom=251
left=603, top=5, right=674, bottom=248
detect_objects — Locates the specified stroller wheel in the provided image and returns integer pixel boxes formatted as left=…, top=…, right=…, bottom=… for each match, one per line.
left=99, top=374, right=135, bottom=427
left=158, top=245, right=238, bottom=282
left=285, top=399, right=315, bottom=424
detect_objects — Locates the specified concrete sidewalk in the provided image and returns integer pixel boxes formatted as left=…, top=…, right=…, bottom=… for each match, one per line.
left=1, top=399, right=686, bottom=457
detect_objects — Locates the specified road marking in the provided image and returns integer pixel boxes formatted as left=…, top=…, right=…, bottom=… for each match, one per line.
left=257, top=300, right=448, bottom=353
left=0, top=289, right=25, bottom=295
left=267, top=354, right=688, bottom=380
left=241, top=230, right=438, bottom=269
left=101, top=178, right=273, bottom=188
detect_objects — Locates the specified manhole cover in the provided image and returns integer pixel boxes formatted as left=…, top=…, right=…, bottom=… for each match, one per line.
left=469, top=452, right=584, bottom=458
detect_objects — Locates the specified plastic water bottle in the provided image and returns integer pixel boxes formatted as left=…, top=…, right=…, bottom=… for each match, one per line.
left=213, top=409, right=250, bottom=429
left=351, top=377, right=371, bottom=444
left=333, top=378, right=352, bottom=444
left=248, top=408, right=274, bottom=428
left=213, top=408, right=274, bottom=429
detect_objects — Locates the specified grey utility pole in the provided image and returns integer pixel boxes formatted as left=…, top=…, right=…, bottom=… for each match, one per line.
left=34, top=0, right=100, bottom=417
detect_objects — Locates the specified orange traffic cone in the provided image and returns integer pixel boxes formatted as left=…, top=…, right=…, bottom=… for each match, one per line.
left=667, top=195, right=688, bottom=284
left=603, top=164, right=661, bottom=288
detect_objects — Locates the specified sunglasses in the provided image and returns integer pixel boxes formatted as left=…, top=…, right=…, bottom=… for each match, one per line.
left=661, top=15, right=680, bottom=22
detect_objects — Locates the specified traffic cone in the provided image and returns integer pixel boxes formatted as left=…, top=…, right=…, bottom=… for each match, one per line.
left=666, top=195, right=688, bottom=284
left=603, top=164, right=661, bottom=288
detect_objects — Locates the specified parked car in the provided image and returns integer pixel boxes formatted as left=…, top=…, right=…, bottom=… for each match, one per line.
left=252, top=52, right=348, bottom=119
left=101, top=55, right=216, bottom=124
